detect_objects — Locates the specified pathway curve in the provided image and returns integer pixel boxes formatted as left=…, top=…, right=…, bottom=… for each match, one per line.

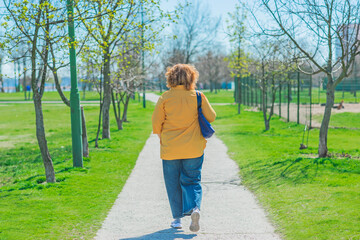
left=95, top=93, right=281, bottom=240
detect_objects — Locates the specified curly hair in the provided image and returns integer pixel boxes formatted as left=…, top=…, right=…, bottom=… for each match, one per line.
left=165, top=64, right=199, bottom=90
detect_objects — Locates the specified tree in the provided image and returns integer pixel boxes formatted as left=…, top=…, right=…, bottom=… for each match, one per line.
left=226, top=3, right=248, bottom=113
left=111, top=40, right=142, bottom=130
left=197, top=50, right=227, bottom=93
left=2, top=0, right=58, bottom=182
left=254, top=0, right=360, bottom=157
left=2, top=0, right=90, bottom=181
left=77, top=0, right=170, bottom=139
left=252, top=39, right=278, bottom=130
left=169, top=0, right=220, bottom=64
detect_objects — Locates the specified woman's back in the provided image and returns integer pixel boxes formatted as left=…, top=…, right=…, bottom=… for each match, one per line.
left=152, top=85, right=216, bottom=160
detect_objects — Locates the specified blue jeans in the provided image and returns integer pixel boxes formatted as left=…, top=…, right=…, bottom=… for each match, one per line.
left=162, top=154, right=204, bottom=219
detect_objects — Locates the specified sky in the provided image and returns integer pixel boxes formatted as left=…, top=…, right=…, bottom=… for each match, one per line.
left=160, top=0, right=238, bottom=51
left=0, top=0, right=238, bottom=78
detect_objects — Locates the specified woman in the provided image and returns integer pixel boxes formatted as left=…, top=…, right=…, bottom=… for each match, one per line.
left=152, top=64, right=216, bottom=232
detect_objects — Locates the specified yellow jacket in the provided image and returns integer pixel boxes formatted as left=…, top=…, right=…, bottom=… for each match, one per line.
left=152, top=85, right=216, bottom=160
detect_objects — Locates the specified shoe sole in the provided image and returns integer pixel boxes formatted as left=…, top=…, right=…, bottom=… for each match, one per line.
left=170, top=224, right=182, bottom=229
left=171, top=226, right=182, bottom=229
left=189, top=211, right=200, bottom=232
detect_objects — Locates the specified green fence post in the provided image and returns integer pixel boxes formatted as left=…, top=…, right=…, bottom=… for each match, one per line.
left=297, top=71, right=300, bottom=124
left=141, top=4, right=146, bottom=108
left=310, top=74, right=312, bottom=129
left=67, top=0, right=83, bottom=167
left=279, top=81, right=282, bottom=118
left=287, top=80, right=291, bottom=122
left=255, top=78, right=258, bottom=107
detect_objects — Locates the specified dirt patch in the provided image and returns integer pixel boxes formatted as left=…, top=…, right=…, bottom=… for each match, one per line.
left=0, top=134, right=35, bottom=149
left=272, top=103, right=360, bottom=128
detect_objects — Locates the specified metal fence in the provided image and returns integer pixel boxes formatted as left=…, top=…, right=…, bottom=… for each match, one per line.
left=235, top=73, right=360, bottom=128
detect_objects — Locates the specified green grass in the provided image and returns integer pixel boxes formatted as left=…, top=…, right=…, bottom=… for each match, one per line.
left=153, top=89, right=235, bottom=103
left=274, top=87, right=359, bottom=104
left=154, top=86, right=358, bottom=105
left=313, top=112, right=360, bottom=129
left=0, top=100, right=154, bottom=239
left=0, top=91, right=100, bottom=101
left=202, top=90, right=235, bottom=103
left=212, top=105, right=360, bottom=240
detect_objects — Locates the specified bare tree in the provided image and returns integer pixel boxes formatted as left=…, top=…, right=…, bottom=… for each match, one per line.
left=226, top=2, right=248, bottom=113
left=169, top=0, right=220, bottom=64
left=250, top=37, right=296, bottom=130
left=111, top=44, right=142, bottom=130
left=252, top=0, right=360, bottom=157
left=197, top=50, right=227, bottom=93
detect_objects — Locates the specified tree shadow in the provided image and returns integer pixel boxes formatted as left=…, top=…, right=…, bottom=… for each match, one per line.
left=268, top=156, right=360, bottom=184
left=119, top=228, right=197, bottom=240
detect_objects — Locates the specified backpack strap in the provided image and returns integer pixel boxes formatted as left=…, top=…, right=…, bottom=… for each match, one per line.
left=196, top=91, right=202, bottom=109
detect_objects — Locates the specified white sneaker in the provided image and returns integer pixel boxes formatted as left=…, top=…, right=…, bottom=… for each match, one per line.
left=189, top=208, right=200, bottom=232
left=170, top=219, right=182, bottom=229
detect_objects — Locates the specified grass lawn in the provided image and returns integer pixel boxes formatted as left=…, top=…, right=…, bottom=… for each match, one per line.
left=212, top=105, right=360, bottom=240
left=0, top=100, right=154, bottom=239
left=277, top=88, right=358, bottom=105
left=153, top=89, right=235, bottom=103
left=314, top=112, right=360, bottom=129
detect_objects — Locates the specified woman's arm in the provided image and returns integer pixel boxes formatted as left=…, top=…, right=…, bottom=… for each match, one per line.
left=152, top=96, right=165, bottom=135
left=201, top=93, right=216, bottom=123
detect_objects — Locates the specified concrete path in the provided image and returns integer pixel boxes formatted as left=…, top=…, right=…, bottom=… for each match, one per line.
left=95, top=93, right=281, bottom=240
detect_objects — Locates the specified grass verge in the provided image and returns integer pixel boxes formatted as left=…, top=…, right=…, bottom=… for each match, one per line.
left=0, top=91, right=100, bottom=101
left=212, top=105, right=360, bottom=240
left=0, top=100, right=153, bottom=239
left=314, top=112, right=360, bottom=129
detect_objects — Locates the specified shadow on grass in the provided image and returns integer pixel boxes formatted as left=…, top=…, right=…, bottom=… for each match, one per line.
left=0, top=132, right=89, bottom=192
left=268, top=156, right=360, bottom=184
left=120, top=228, right=197, bottom=240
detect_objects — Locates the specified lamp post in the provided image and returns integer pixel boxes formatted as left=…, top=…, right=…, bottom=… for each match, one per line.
left=67, top=0, right=83, bottom=167
left=141, top=3, right=146, bottom=108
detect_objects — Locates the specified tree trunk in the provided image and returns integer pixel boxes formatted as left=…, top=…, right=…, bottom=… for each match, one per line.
left=111, top=89, right=123, bottom=130
left=264, top=119, right=270, bottom=131
left=30, top=7, right=55, bottom=183
left=122, top=94, right=131, bottom=123
left=237, top=77, right=241, bottom=114
left=34, top=95, right=56, bottom=182
left=318, top=79, right=335, bottom=157
left=262, top=97, right=269, bottom=130
left=262, top=75, right=268, bottom=131
left=23, top=57, right=27, bottom=100
left=53, top=70, right=70, bottom=107
left=102, top=53, right=111, bottom=139
left=95, top=102, right=103, bottom=148
left=81, top=106, right=89, bottom=158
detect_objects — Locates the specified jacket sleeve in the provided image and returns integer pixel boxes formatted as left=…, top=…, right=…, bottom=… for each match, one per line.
left=152, top=96, right=165, bottom=134
left=201, top=92, right=216, bottom=123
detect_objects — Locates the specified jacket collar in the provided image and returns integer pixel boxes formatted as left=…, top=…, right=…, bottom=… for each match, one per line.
left=171, top=85, right=195, bottom=90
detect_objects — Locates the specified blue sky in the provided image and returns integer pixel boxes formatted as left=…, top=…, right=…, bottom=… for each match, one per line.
left=0, top=0, right=238, bottom=77
left=160, top=0, right=238, bottom=51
